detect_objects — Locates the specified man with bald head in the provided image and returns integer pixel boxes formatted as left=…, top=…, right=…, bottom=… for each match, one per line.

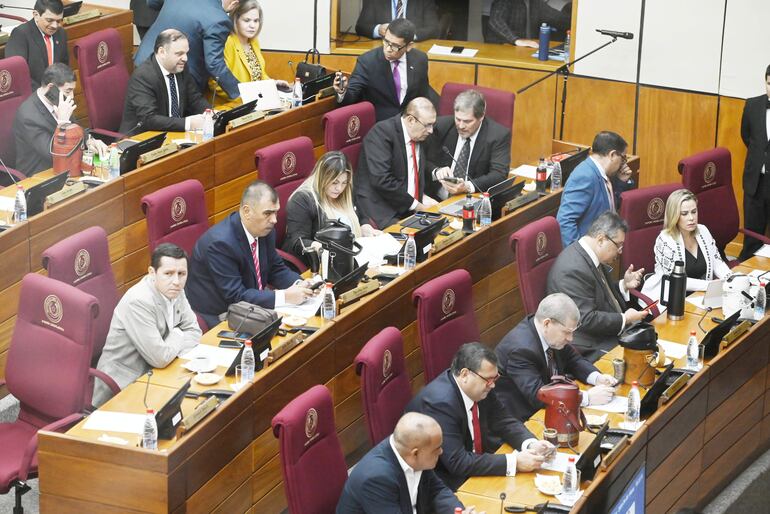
left=354, top=97, right=439, bottom=228
left=337, top=413, right=482, bottom=514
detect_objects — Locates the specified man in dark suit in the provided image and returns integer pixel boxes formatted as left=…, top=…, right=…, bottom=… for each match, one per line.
left=336, top=412, right=474, bottom=514
left=186, top=181, right=315, bottom=328
left=487, top=0, right=570, bottom=48
left=427, top=89, right=510, bottom=199
left=134, top=0, right=240, bottom=99
left=495, top=293, right=617, bottom=421
left=355, top=0, right=440, bottom=41
left=546, top=212, right=649, bottom=361
left=406, top=343, right=553, bottom=491
left=739, top=64, right=770, bottom=260
left=355, top=97, right=439, bottom=229
left=121, top=29, right=210, bottom=134
left=131, top=0, right=161, bottom=41
left=5, top=0, right=69, bottom=91
left=333, top=18, right=435, bottom=122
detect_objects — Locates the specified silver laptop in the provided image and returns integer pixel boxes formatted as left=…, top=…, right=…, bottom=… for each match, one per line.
left=702, top=279, right=724, bottom=308
left=237, top=79, right=283, bottom=111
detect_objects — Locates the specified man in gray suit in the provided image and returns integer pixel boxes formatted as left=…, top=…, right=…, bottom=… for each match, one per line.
left=93, top=243, right=201, bottom=407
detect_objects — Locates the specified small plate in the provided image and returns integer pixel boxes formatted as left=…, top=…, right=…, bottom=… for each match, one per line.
left=183, top=358, right=216, bottom=373
left=585, top=413, right=608, bottom=427
left=194, top=372, right=222, bottom=385
left=535, top=474, right=563, bottom=496
left=282, top=316, right=308, bottom=328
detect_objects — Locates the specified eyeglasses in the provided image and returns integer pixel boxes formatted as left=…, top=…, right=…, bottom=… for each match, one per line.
left=469, top=368, right=500, bottom=386
left=551, top=318, right=581, bottom=333
left=383, top=37, right=409, bottom=52
left=618, top=153, right=628, bottom=165
left=606, top=235, right=624, bottom=253
left=410, top=115, right=435, bottom=130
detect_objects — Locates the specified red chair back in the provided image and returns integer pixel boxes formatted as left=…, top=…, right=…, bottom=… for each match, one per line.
left=438, top=82, right=515, bottom=130
left=510, top=216, right=563, bottom=315
left=271, top=385, right=348, bottom=514
left=412, top=269, right=480, bottom=382
left=323, top=101, right=376, bottom=170
left=677, top=147, right=739, bottom=252
left=73, top=28, right=130, bottom=132
left=141, top=179, right=209, bottom=255
left=254, top=136, right=315, bottom=246
left=0, top=56, right=32, bottom=168
left=619, top=183, right=681, bottom=273
left=355, top=327, right=412, bottom=445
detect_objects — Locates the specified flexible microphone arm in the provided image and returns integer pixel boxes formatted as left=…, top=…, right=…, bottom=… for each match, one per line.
left=0, top=156, right=19, bottom=186
left=697, top=307, right=713, bottom=333
left=441, top=145, right=480, bottom=193
left=143, top=370, right=154, bottom=409
left=0, top=3, right=35, bottom=9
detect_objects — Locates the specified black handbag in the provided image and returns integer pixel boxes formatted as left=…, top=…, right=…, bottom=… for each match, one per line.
left=223, top=301, right=279, bottom=336
left=315, top=220, right=362, bottom=282
left=296, top=49, right=326, bottom=84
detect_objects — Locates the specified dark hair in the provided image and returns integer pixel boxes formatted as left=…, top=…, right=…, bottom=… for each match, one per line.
left=34, top=0, right=64, bottom=15
left=591, top=131, right=627, bottom=156
left=451, top=342, right=498, bottom=376
left=454, top=89, right=486, bottom=119
left=587, top=211, right=628, bottom=239
left=241, top=179, right=278, bottom=207
left=231, top=0, right=263, bottom=37
left=766, top=64, right=770, bottom=79
left=154, top=29, right=187, bottom=54
left=387, top=18, right=416, bottom=43
left=40, top=63, right=75, bottom=87
left=150, top=243, right=188, bottom=269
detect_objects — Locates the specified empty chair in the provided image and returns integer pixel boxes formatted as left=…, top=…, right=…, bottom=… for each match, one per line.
left=412, top=269, right=480, bottom=382
left=271, top=384, right=348, bottom=514
left=438, top=82, right=515, bottom=130
left=509, top=216, right=563, bottom=316
left=141, top=179, right=209, bottom=255
left=355, top=326, right=412, bottom=445
left=322, top=101, right=376, bottom=170
left=0, top=56, right=33, bottom=185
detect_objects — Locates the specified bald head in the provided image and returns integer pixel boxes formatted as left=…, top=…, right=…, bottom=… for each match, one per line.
left=402, top=97, right=436, bottom=142
left=392, top=413, right=444, bottom=471
left=403, top=97, right=435, bottom=120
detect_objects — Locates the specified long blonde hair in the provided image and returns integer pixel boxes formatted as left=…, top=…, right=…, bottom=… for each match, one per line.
left=292, top=151, right=362, bottom=236
left=663, top=188, right=698, bottom=238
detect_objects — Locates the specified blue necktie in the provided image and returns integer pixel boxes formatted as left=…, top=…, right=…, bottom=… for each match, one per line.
left=168, top=74, right=180, bottom=118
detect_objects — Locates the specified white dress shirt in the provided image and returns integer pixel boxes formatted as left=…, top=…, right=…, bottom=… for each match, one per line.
left=389, top=435, right=422, bottom=514
left=401, top=117, right=420, bottom=210
left=578, top=237, right=629, bottom=334
left=158, top=61, right=192, bottom=131
left=241, top=222, right=286, bottom=306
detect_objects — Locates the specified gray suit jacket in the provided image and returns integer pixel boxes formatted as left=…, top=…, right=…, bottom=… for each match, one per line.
left=93, top=275, right=201, bottom=406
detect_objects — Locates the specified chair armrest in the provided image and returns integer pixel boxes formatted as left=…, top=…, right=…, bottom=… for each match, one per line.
left=18, top=412, right=84, bottom=481
left=739, top=228, right=770, bottom=246
left=89, top=368, right=121, bottom=395
left=277, top=249, right=308, bottom=274
left=88, top=128, right=124, bottom=144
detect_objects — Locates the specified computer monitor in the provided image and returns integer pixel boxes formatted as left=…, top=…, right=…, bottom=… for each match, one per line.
left=24, top=171, right=69, bottom=217
left=558, top=147, right=590, bottom=186
left=120, top=132, right=167, bottom=174
left=639, top=362, right=675, bottom=420
left=225, top=316, right=283, bottom=376
left=62, top=1, right=83, bottom=17
left=213, top=99, right=258, bottom=136
left=301, top=73, right=335, bottom=105
left=488, top=178, right=525, bottom=220
left=333, top=262, right=369, bottom=297
left=701, top=309, right=741, bottom=359
left=576, top=421, right=609, bottom=481
left=386, top=217, right=447, bottom=265
left=155, top=378, right=191, bottom=439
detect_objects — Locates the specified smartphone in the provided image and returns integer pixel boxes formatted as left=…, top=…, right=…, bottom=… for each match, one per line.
left=450, top=45, right=465, bottom=54
left=217, top=330, right=249, bottom=339
left=44, top=85, right=61, bottom=106
left=218, top=340, right=243, bottom=349
left=310, top=281, right=324, bottom=291
left=643, top=299, right=659, bottom=311
left=443, top=177, right=462, bottom=184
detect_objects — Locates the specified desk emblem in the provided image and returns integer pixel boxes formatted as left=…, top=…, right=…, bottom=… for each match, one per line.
left=74, top=249, right=90, bottom=278
left=305, top=408, right=318, bottom=440
left=704, top=162, right=716, bottom=184
left=97, top=41, right=109, bottom=65
left=442, top=288, right=456, bottom=315
left=347, top=115, right=361, bottom=140
left=44, top=294, right=63, bottom=324
left=536, top=231, right=547, bottom=257
left=0, top=70, right=11, bottom=94
left=281, top=152, right=297, bottom=177
left=171, top=196, right=187, bottom=223
left=382, top=349, right=393, bottom=379
left=647, top=197, right=664, bottom=222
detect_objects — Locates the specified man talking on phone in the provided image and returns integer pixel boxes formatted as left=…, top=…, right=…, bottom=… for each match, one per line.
left=13, top=63, right=108, bottom=176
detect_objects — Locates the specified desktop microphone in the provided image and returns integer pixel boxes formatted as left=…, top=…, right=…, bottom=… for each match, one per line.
left=0, top=156, right=19, bottom=186
left=143, top=370, right=154, bottom=409
left=441, top=145, right=479, bottom=192
left=596, top=29, right=634, bottom=40
left=697, top=307, right=713, bottom=333
left=231, top=305, right=255, bottom=341
left=0, top=3, right=35, bottom=9
left=120, top=121, right=144, bottom=140
left=209, top=76, right=220, bottom=109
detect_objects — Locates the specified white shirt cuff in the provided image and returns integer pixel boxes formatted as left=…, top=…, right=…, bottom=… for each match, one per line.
left=505, top=451, right=517, bottom=476
left=465, top=180, right=475, bottom=193
left=410, top=199, right=419, bottom=210
left=581, top=393, right=590, bottom=407
left=586, top=371, right=600, bottom=386
left=274, top=290, right=285, bottom=307
left=522, top=438, right=538, bottom=451
left=618, top=313, right=626, bottom=335
left=618, top=279, right=630, bottom=300
left=184, top=117, right=191, bottom=131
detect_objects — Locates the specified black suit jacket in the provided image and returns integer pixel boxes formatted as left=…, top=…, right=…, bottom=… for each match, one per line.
left=355, top=0, right=440, bottom=41
left=355, top=114, right=428, bottom=229
left=336, top=438, right=463, bottom=513
left=130, top=0, right=160, bottom=28
left=426, top=115, right=511, bottom=196
left=5, top=19, right=69, bottom=91
left=545, top=242, right=627, bottom=361
left=185, top=212, right=300, bottom=320
left=120, top=55, right=210, bottom=133
left=741, top=94, right=770, bottom=197
left=405, top=370, right=535, bottom=491
left=12, top=92, right=59, bottom=176
left=495, top=316, right=598, bottom=421
left=341, top=47, right=435, bottom=122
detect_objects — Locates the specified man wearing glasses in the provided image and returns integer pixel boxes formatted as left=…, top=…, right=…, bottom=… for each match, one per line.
left=556, top=130, right=634, bottom=247
left=495, top=293, right=618, bottom=421
left=406, top=342, right=554, bottom=491
left=546, top=212, right=649, bottom=361
left=333, top=18, right=435, bottom=122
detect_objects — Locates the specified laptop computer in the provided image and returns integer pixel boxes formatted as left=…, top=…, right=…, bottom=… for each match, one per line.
left=237, top=80, right=283, bottom=111
left=700, top=279, right=724, bottom=309
left=25, top=171, right=69, bottom=217
left=438, top=178, right=524, bottom=219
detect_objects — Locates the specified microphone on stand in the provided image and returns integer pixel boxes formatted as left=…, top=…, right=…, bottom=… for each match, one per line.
left=441, top=145, right=479, bottom=192
left=595, top=29, right=634, bottom=40
left=209, top=75, right=219, bottom=110
left=0, top=156, right=19, bottom=186
left=697, top=307, right=713, bottom=333
left=0, top=3, right=35, bottom=9
left=142, top=370, right=154, bottom=409
left=231, top=305, right=255, bottom=343
left=121, top=121, right=144, bottom=140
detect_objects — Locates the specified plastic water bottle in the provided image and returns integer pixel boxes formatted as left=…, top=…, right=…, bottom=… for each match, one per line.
left=202, top=108, right=214, bottom=141
left=108, top=143, right=120, bottom=180
left=686, top=330, right=700, bottom=371
left=13, top=184, right=27, bottom=223
left=241, top=340, right=255, bottom=383
left=755, top=282, right=766, bottom=320
left=562, top=456, right=578, bottom=500
left=563, top=30, right=571, bottom=63
left=625, top=381, right=641, bottom=429
left=551, top=160, right=562, bottom=190
left=322, top=282, right=336, bottom=320
left=535, top=157, right=547, bottom=194
left=478, top=192, right=492, bottom=227
left=292, top=78, right=303, bottom=108
left=142, top=409, right=158, bottom=450
left=404, top=233, right=417, bottom=270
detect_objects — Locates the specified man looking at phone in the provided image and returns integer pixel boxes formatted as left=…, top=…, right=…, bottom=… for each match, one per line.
left=13, top=63, right=107, bottom=176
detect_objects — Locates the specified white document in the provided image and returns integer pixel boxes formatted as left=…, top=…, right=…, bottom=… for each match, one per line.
left=511, top=164, right=551, bottom=180
left=237, top=79, right=282, bottom=110
left=427, top=44, right=478, bottom=58
left=555, top=489, right=584, bottom=507
left=584, top=395, right=628, bottom=414
left=541, top=451, right=582, bottom=473
left=354, top=233, right=404, bottom=266
left=754, top=245, right=770, bottom=258
left=685, top=295, right=706, bottom=310
left=657, top=339, right=688, bottom=360
left=748, top=269, right=770, bottom=279
left=83, top=411, right=146, bottom=434
left=0, top=196, right=15, bottom=212
left=179, top=344, right=239, bottom=369
left=275, top=292, right=324, bottom=319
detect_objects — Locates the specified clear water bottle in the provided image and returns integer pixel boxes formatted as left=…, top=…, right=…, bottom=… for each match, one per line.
left=562, top=456, right=578, bottom=500
left=13, top=184, right=27, bottom=223
left=404, top=233, right=417, bottom=270
left=551, top=160, right=562, bottom=190
left=478, top=192, right=492, bottom=226
left=686, top=330, right=700, bottom=371
left=202, top=108, right=214, bottom=141
left=625, top=381, right=641, bottom=429
left=755, top=282, right=766, bottom=320
left=292, top=78, right=303, bottom=108
left=241, top=340, right=255, bottom=383
left=322, top=282, right=336, bottom=320
left=108, top=143, right=120, bottom=180
left=563, top=30, right=571, bottom=63
left=142, top=409, right=158, bottom=450
left=535, top=157, right=547, bottom=194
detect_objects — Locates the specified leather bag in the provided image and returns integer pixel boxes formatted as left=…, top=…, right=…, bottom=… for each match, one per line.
left=224, top=301, right=279, bottom=336
left=537, top=375, right=586, bottom=447
left=296, top=50, right=325, bottom=84
left=50, top=122, right=84, bottom=177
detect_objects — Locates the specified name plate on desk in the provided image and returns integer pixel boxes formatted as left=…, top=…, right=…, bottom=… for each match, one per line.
left=138, top=143, right=179, bottom=166
left=433, top=229, right=463, bottom=253
left=267, top=333, right=306, bottom=364
left=45, top=181, right=87, bottom=208
left=227, top=110, right=265, bottom=131
left=180, top=395, right=218, bottom=435
left=338, top=279, right=379, bottom=307
left=63, top=9, right=101, bottom=25
left=720, top=320, right=752, bottom=351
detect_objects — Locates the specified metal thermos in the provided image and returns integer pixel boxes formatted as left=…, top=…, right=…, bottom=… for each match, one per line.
left=538, top=23, right=551, bottom=61
left=660, top=260, right=687, bottom=320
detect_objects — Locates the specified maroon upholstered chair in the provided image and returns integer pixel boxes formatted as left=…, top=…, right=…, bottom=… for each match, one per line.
left=0, top=274, right=100, bottom=512
left=73, top=28, right=130, bottom=136
left=355, top=326, right=412, bottom=445
left=412, top=269, right=480, bottom=382
left=141, top=179, right=209, bottom=255
left=323, top=101, right=376, bottom=170
left=254, top=136, right=316, bottom=272
left=0, top=13, right=27, bottom=23
left=0, top=56, right=32, bottom=184
left=509, top=216, right=563, bottom=316
left=438, top=82, right=516, bottom=130
left=271, top=385, right=348, bottom=514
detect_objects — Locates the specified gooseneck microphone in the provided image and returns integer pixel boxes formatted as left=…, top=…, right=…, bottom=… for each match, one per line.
left=697, top=307, right=713, bottom=333
left=596, top=29, right=634, bottom=40
left=209, top=76, right=220, bottom=109
left=231, top=305, right=255, bottom=342
left=0, top=156, right=19, bottom=186
left=143, top=370, right=154, bottom=409
left=441, top=145, right=479, bottom=192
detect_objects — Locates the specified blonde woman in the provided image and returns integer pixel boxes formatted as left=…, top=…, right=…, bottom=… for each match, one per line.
left=641, top=188, right=730, bottom=301
left=283, top=151, right=379, bottom=267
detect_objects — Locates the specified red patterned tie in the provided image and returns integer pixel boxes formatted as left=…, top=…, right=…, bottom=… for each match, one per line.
left=44, top=34, right=53, bottom=65
left=251, top=240, right=263, bottom=290
left=410, top=140, right=420, bottom=201
left=471, top=403, right=483, bottom=454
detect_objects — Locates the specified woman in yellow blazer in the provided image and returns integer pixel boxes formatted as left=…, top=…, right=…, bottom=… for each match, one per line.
left=209, top=0, right=289, bottom=103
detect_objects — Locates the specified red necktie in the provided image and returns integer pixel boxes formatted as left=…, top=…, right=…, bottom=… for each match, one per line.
left=250, top=240, right=263, bottom=290
left=471, top=403, right=483, bottom=454
left=410, top=140, right=420, bottom=201
left=44, top=34, right=53, bottom=65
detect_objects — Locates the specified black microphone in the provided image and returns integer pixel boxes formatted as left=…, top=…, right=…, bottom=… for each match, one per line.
left=231, top=305, right=255, bottom=342
left=209, top=76, right=219, bottom=109
left=0, top=3, right=35, bottom=9
left=0, top=156, right=19, bottom=186
left=440, top=145, right=479, bottom=192
left=121, top=121, right=144, bottom=140
left=697, top=307, right=713, bottom=333
left=143, top=370, right=154, bottom=409
left=596, top=29, right=634, bottom=39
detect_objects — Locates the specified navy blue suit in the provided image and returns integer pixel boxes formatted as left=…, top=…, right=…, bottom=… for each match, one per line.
left=336, top=438, right=463, bottom=514
left=186, top=212, right=299, bottom=325
left=556, top=157, right=612, bottom=247
left=134, top=0, right=240, bottom=99
left=405, top=370, right=534, bottom=491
